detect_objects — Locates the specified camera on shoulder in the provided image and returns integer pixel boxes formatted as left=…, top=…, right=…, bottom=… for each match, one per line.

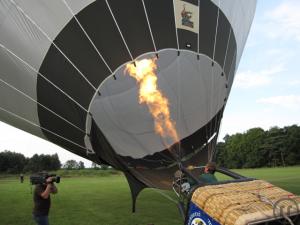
left=30, top=172, right=61, bottom=185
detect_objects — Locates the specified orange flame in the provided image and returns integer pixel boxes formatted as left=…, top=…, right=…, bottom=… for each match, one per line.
left=125, top=58, right=179, bottom=145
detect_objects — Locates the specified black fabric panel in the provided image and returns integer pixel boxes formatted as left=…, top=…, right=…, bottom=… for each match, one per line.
left=108, top=0, right=155, bottom=58
left=38, top=44, right=94, bottom=109
left=224, top=28, right=237, bottom=80
left=42, top=129, right=88, bottom=159
left=214, top=11, right=231, bottom=68
left=53, top=18, right=111, bottom=88
left=124, top=171, right=147, bottom=213
left=183, top=0, right=198, bottom=6
left=178, top=29, right=198, bottom=52
left=38, top=107, right=85, bottom=146
left=143, top=0, right=177, bottom=50
left=198, top=0, right=218, bottom=59
left=78, top=0, right=131, bottom=70
left=37, top=76, right=87, bottom=160
left=37, top=77, right=87, bottom=129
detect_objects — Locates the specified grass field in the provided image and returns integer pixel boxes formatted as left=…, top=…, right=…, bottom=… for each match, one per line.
left=0, top=166, right=299, bottom=225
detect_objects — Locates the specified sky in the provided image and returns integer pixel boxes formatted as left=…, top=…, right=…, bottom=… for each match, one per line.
left=0, top=0, right=299, bottom=167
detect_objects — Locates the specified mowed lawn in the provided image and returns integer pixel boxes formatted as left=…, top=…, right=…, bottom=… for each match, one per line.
left=0, top=166, right=299, bottom=225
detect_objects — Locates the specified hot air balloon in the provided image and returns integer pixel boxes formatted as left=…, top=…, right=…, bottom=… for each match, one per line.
left=0, top=0, right=260, bottom=219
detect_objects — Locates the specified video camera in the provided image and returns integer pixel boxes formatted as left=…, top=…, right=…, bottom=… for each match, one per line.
left=30, top=173, right=61, bottom=185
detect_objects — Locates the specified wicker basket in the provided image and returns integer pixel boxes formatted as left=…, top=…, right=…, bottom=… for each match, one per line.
left=191, top=180, right=300, bottom=225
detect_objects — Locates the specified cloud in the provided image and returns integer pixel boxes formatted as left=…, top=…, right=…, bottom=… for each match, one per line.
left=219, top=111, right=300, bottom=139
left=264, top=0, right=300, bottom=41
left=288, top=80, right=300, bottom=86
left=257, top=95, right=300, bottom=109
left=234, top=64, right=284, bottom=89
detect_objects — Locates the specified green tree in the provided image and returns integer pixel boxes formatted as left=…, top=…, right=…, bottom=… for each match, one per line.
left=217, top=125, right=300, bottom=168
left=78, top=161, right=85, bottom=169
left=63, top=160, right=79, bottom=170
left=0, top=151, right=26, bottom=173
left=24, top=153, right=61, bottom=172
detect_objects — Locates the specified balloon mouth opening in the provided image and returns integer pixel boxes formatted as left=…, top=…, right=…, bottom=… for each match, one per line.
left=90, top=49, right=227, bottom=160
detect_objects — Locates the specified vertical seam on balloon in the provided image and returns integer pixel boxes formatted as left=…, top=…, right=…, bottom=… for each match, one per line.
left=172, top=0, right=180, bottom=52
left=212, top=0, right=220, bottom=62
left=212, top=0, right=223, bottom=159
left=61, top=0, right=113, bottom=74
left=0, top=76, right=86, bottom=134
left=141, top=0, right=158, bottom=53
left=209, top=110, right=221, bottom=161
left=212, top=108, right=224, bottom=161
left=208, top=0, right=220, bottom=158
left=0, top=106, right=91, bottom=152
left=105, top=0, right=134, bottom=61
left=223, top=28, right=232, bottom=72
left=211, top=12, right=233, bottom=160
left=0, top=44, right=89, bottom=113
left=212, top=5, right=234, bottom=160
left=9, top=0, right=97, bottom=91
left=227, top=49, right=237, bottom=93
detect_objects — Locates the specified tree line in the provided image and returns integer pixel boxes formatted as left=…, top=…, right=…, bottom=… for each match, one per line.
left=0, top=151, right=61, bottom=173
left=0, top=151, right=89, bottom=173
left=1, top=125, right=299, bottom=172
left=216, top=125, right=300, bottom=168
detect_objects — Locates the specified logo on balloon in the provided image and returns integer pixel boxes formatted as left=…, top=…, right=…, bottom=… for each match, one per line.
left=191, top=217, right=207, bottom=225
left=181, top=4, right=194, bottom=28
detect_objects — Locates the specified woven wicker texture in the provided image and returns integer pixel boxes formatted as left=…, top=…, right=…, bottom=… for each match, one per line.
left=191, top=180, right=300, bottom=225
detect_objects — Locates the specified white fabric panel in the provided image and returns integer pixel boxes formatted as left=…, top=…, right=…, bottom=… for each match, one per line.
left=13, top=0, right=95, bottom=40
left=91, top=50, right=227, bottom=158
left=0, top=0, right=95, bottom=138
left=0, top=0, right=50, bottom=74
left=0, top=48, right=37, bottom=99
left=0, top=0, right=96, bottom=71
left=211, top=0, right=256, bottom=67
left=0, top=81, right=45, bottom=137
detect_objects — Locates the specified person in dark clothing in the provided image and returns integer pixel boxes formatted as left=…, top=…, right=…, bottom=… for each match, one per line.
left=33, top=176, right=57, bottom=225
left=20, top=174, right=24, bottom=183
left=185, top=162, right=218, bottom=187
left=199, top=162, right=218, bottom=184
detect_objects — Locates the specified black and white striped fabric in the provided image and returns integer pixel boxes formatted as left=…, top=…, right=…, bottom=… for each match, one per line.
left=0, top=0, right=256, bottom=189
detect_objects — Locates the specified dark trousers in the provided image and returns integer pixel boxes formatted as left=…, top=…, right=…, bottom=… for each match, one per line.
left=33, top=215, right=49, bottom=225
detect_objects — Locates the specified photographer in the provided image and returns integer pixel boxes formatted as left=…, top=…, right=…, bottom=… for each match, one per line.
left=32, top=175, right=58, bottom=225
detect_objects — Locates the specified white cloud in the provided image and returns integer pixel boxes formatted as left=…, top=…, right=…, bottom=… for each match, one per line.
left=234, top=64, right=284, bottom=89
left=257, top=95, right=300, bottom=109
left=219, top=109, right=300, bottom=140
left=264, top=0, right=300, bottom=41
left=288, top=80, right=300, bottom=86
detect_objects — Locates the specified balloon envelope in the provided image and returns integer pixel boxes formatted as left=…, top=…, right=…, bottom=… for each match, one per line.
left=0, top=0, right=256, bottom=189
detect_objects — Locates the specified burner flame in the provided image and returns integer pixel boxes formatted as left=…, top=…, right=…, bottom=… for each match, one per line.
left=125, top=58, right=179, bottom=146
